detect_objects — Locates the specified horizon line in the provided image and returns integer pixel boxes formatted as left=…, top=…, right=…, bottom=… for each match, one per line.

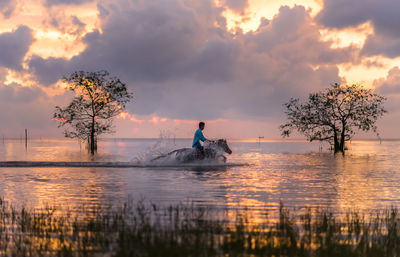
left=2, top=137, right=400, bottom=142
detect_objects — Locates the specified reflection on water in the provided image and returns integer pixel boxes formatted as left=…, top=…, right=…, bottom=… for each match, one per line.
left=0, top=138, right=400, bottom=221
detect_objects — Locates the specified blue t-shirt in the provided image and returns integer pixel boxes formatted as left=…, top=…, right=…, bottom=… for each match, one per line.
left=192, top=128, right=206, bottom=148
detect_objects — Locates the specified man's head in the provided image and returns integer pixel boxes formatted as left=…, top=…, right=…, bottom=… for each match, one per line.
left=199, top=121, right=205, bottom=130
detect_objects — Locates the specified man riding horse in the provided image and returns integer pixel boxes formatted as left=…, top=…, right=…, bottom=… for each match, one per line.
left=150, top=121, right=232, bottom=163
left=192, top=121, right=209, bottom=159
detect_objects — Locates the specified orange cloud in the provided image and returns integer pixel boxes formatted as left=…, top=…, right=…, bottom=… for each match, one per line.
left=220, top=0, right=322, bottom=33
left=173, top=119, right=197, bottom=125
left=118, top=111, right=144, bottom=123
left=118, top=111, right=130, bottom=119
left=130, top=116, right=144, bottom=124
left=149, top=115, right=168, bottom=124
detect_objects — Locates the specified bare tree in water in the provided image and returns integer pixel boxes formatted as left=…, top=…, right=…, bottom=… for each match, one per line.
left=280, top=83, right=386, bottom=154
left=54, top=71, right=132, bottom=154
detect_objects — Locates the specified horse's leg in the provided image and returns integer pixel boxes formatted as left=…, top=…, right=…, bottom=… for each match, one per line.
left=183, top=151, right=195, bottom=163
left=205, top=149, right=217, bottom=160
left=216, top=155, right=226, bottom=163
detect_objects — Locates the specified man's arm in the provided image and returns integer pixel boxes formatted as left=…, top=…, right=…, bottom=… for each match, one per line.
left=199, top=131, right=207, bottom=142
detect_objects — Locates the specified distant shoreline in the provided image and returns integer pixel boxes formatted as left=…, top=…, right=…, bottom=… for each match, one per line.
left=1, top=137, right=399, bottom=142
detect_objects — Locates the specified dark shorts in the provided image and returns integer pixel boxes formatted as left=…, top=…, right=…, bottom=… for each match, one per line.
left=194, top=146, right=205, bottom=159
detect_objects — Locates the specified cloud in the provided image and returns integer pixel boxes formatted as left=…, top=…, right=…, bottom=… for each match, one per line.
left=41, top=6, right=88, bottom=35
left=317, top=0, right=371, bottom=29
left=0, top=0, right=17, bottom=18
left=373, top=66, right=400, bottom=137
left=0, top=26, right=34, bottom=70
left=0, top=68, right=7, bottom=83
left=0, top=83, right=44, bottom=103
left=29, top=0, right=225, bottom=84
left=29, top=56, right=70, bottom=86
left=29, top=2, right=352, bottom=123
left=44, top=0, right=93, bottom=7
left=374, top=67, right=400, bottom=95
left=97, top=3, right=109, bottom=19
left=362, top=35, right=400, bottom=58
left=0, top=83, right=58, bottom=136
left=317, top=0, right=400, bottom=57
left=221, top=0, right=249, bottom=12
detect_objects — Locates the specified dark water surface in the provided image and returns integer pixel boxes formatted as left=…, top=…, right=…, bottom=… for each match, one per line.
left=0, top=138, right=399, bottom=220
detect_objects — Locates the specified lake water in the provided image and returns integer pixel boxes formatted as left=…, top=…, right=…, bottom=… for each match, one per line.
left=0, top=138, right=399, bottom=220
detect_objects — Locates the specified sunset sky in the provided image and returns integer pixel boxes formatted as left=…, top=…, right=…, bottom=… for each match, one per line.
left=1, top=0, right=400, bottom=139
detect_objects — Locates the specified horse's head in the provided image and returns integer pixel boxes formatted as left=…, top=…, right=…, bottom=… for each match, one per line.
left=216, top=139, right=232, bottom=154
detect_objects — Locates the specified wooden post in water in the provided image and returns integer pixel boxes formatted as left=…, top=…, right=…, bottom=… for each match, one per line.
left=25, top=129, right=27, bottom=148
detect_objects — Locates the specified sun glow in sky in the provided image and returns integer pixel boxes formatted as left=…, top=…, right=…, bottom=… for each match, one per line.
left=220, top=0, right=322, bottom=33
left=0, top=0, right=399, bottom=139
left=32, top=30, right=86, bottom=59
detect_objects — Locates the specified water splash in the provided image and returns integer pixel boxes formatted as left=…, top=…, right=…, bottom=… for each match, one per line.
left=131, top=131, right=178, bottom=164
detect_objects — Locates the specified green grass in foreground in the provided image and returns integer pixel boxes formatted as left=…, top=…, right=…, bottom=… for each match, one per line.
left=0, top=198, right=399, bottom=257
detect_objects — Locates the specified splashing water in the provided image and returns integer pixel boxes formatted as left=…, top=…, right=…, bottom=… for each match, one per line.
left=130, top=132, right=179, bottom=164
